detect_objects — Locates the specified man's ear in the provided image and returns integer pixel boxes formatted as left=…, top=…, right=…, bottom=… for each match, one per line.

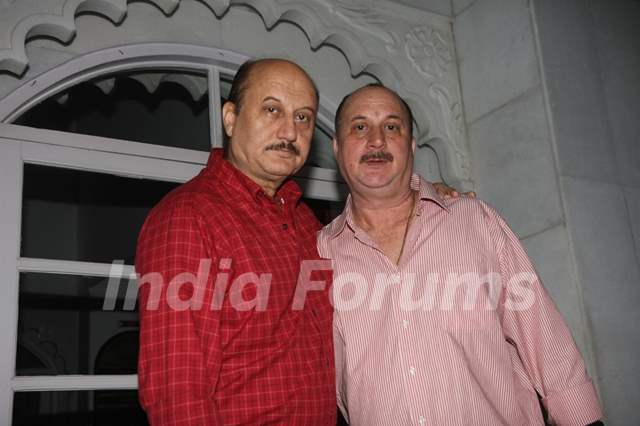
left=222, top=101, right=237, bottom=138
left=411, top=137, right=416, bottom=154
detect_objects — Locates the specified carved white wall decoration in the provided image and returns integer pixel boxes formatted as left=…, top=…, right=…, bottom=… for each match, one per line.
left=405, top=26, right=452, bottom=79
left=0, top=0, right=472, bottom=188
left=429, top=84, right=467, bottom=173
left=330, top=0, right=400, bottom=51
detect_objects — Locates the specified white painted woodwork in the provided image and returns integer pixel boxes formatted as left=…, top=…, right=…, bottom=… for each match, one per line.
left=12, top=375, right=138, bottom=392
left=0, top=139, right=22, bottom=425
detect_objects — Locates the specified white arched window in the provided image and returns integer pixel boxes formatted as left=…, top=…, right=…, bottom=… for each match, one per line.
left=0, top=43, right=347, bottom=425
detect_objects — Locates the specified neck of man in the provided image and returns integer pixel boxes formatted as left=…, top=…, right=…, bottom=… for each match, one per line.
left=256, top=182, right=282, bottom=198
left=257, top=180, right=281, bottom=198
left=226, top=154, right=284, bottom=198
left=350, top=184, right=416, bottom=232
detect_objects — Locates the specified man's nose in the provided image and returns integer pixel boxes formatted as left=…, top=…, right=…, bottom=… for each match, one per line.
left=277, top=116, right=297, bottom=142
left=367, top=126, right=385, bottom=149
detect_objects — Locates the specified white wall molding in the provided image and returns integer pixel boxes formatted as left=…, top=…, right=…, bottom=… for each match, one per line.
left=0, top=0, right=471, bottom=186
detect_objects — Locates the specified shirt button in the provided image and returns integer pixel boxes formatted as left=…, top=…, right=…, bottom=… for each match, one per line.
left=402, top=319, right=409, bottom=329
left=409, top=366, right=416, bottom=376
left=418, top=415, right=426, bottom=425
left=280, top=197, right=285, bottom=204
left=282, top=223, right=288, bottom=230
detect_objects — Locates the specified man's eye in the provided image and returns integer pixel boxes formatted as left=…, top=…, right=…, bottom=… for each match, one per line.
left=386, top=124, right=398, bottom=131
left=355, top=124, right=367, bottom=131
left=296, top=113, right=309, bottom=122
left=265, top=106, right=278, bottom=114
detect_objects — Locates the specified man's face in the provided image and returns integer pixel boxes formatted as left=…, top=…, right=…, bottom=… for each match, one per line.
left=222, top=61, right=318, bottom=191
left=333, top=86, right=416, bottom=196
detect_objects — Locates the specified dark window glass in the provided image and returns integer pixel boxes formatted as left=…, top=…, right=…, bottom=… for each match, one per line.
left=21, top=164, right=179, bottom=263
left=303, top=198, right=344, bottom=225
left=12, top=390, right=147, bottom=426
left=15, top=71, right=211, bottom=152
left=17, top=273, right=139, bottom=376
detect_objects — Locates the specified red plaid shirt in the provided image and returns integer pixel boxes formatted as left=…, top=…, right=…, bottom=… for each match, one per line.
left=136, top=149, right=336, bottom=425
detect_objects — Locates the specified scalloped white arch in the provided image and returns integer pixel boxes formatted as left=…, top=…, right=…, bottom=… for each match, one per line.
left=0, top=0, right=472, bottom=187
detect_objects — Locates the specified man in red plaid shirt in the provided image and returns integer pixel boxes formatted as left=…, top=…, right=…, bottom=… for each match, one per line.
left=136, top=59, right=336, bottom=425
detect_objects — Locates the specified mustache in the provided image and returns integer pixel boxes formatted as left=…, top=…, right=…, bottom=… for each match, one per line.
left=360, top=150, right=393, bottom=163
left=265, top=142, right=301, bottom=156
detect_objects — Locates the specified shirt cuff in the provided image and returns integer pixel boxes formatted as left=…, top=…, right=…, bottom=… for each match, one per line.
left=145, top=396, right=221, bottom=426
left=544, top=380, right=603, bottom=426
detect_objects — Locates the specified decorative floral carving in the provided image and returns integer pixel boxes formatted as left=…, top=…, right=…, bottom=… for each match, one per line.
left=405, top=26, right=452, bottom=79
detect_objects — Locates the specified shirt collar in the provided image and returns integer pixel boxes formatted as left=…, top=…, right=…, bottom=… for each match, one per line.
left=205, top=148, right=303, bottom=205
left=328, top=174, right=450, bottom=239
left=412, top=174, right=450, bottom=215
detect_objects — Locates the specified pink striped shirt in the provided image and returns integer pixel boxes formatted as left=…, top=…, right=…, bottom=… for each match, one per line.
left=317, top=175, right=602, bottom=426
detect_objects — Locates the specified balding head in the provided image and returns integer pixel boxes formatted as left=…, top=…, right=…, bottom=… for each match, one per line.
left=228, top=58, right=319, bottom=113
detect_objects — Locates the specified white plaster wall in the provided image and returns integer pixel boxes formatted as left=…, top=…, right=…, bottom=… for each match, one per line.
left=453, top=0, right=594, bottom=375
left=392, top=0, right=451, bottom=16
left=460, top=0, right=640, bottom=422
left=452, top=0, right=616, bottom=424
left=591, top=0, right=640, bottom=189
left=533, top=0, right=640, bottom=423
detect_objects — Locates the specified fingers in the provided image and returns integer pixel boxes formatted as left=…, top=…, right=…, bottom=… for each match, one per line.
left=432, top=182, right=477, bottom=199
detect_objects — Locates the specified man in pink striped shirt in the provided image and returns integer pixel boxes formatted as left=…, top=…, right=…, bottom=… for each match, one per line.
left=317, top=84, right=604, bottom=425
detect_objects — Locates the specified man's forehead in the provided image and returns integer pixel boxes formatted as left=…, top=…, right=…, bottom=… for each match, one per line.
left=343, top=87, right=408, bottom=119
left=251, top=61, right=313, bottom=88
left=246, top=62, right=317, bottom=105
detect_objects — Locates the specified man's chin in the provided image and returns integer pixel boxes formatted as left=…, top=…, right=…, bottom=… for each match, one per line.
left=353, top=173, right=395, bottom=190
left=263, top=162, right=301, bottom=178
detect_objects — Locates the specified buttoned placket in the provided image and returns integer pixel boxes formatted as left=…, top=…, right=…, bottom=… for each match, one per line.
left=345, top=194, right=430, bottom=425
left=260, top=192, right=294, bottom=236
left=395, top=266, right=425, bottom=425
left=278, top=196, right=290, bottom=231
left=395, top=204, right=429, bottom=426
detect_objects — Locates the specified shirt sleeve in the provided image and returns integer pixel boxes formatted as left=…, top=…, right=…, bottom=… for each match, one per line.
left=487, top=206, right=603, bottom=426
left=136, top=196, right=224, bottom=425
